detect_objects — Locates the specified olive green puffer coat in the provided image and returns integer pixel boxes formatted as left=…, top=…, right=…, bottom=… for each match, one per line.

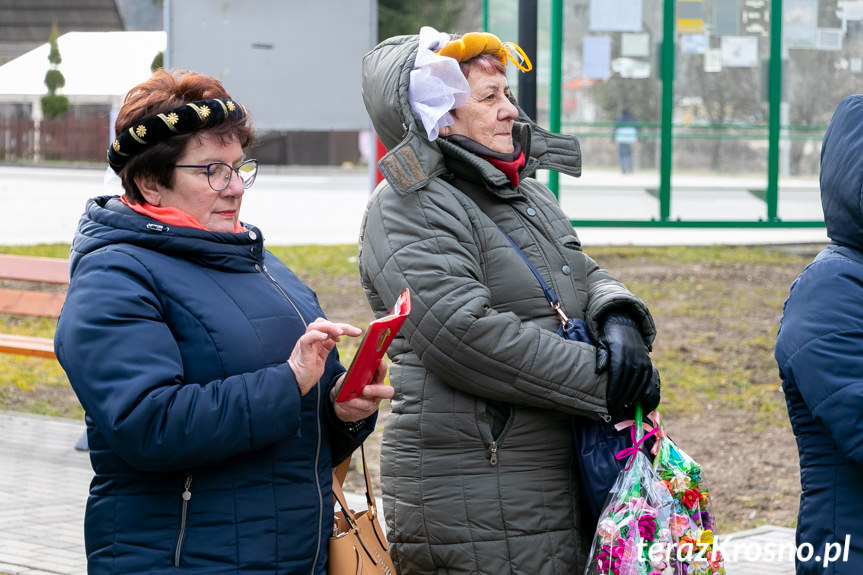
left=359, top=34, right=655, bottom=575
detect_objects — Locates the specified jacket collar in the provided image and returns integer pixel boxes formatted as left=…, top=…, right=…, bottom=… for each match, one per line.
left=70, top=196, right=265, bottom=276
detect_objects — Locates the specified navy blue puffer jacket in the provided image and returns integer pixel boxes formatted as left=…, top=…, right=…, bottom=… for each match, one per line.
left=775, top=94, right=863, bottom=574
left=55, top=196, right=373, bottom=574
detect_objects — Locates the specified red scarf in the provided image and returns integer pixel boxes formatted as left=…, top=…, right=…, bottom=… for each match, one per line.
left=484, top=152, right=526, bottom=187
left=121, top=196, right=247, bottom=233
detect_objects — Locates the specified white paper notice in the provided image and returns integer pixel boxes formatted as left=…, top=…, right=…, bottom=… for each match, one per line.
left=681, top=34, right=708, bottom=54
left=612, top=57, right=651, bottom=78
left=705, top=48, right=723, bottom=72
left=784, top=0, right=818, bottom=49
left=583, top=36, right=612, bottom=79
left=721, top=36, right=759, bottom=67
left=838, top=1, right=863, bottom=21
left=816, top=28, right=843, bottom=50
left=621, top=33, right=651, bottom=57
left=590, top=0, right=643, bottom=32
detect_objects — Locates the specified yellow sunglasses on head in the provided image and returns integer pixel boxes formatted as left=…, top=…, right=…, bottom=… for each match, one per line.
left=436, top=32, right=533, bottom=72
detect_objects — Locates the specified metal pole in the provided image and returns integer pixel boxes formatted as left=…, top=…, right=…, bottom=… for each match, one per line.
left=659, top=0, right=676, bottom=221
left=163, top=0, right=172, bottom=69
left=518, top=0, right=537, bottom=120
left=548, top=0, right=563, bottom=197
left=766, top=0, right=783, bottom=221
left=483, top=0, right=489, bottom=31
left=368, top=0, right=379, bottom=195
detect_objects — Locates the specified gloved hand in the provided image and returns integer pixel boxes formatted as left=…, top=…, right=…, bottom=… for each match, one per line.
left=640, top=367, right=661, bottom=415
left=595, top=314, right=656, bottom=411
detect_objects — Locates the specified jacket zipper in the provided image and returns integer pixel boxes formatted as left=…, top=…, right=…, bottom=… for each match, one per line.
left=173, top=474, right=193, bottom=567
left=489, top=442, right=499, bottom=465
left=258, top=263, right=307, bottom=326
left=257, top=263, right=324, bottom=575
left=487, top=413, right=515, bottom=466
left=309, top=361, right=324, bottom=574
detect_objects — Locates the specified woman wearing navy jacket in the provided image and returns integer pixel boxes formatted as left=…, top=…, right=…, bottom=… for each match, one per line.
left=775, top=94, right=863, bottom=575
left=54, top=69, right=393, bottom=574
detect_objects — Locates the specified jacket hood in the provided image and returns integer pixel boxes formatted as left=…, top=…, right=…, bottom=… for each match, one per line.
left=361, top=33, right=581, bottom=196
left=69, top=196, right=265, bottom=276
left=820, top=94, right=863, bottom=251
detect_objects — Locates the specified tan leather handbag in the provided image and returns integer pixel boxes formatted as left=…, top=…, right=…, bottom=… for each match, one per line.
left=329, top=444, right=396, bottom=575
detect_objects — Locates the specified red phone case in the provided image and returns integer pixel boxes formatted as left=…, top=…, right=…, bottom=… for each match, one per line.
left=335, top=288, right=411, bottom=402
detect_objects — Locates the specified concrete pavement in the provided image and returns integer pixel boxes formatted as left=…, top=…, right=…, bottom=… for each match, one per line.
left=0, top=410, right=797, bottom=574
left=0, top=411, right=376, bottom=575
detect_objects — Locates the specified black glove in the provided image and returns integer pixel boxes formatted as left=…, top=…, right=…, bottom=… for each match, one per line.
left=640, top=367, right=661, bottom=415
left=595, top=314, right=655, bottom=411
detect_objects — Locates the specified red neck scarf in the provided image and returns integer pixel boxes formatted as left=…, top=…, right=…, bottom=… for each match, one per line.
left=484, top=152, right=526, bottom=187
left=121, top=196, right=247, bottom=233
left=443, top=135, right=526, bottom=187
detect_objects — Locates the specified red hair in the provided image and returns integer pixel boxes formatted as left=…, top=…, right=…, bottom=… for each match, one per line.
left=116, top=69, right=255, bottom=203
left=459, top=53, right=507, bottom=79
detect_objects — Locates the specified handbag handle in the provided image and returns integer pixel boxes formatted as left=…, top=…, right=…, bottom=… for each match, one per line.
left=334, top=454, right=352, bottom=486
left=332, top=444, right=380, bottom=523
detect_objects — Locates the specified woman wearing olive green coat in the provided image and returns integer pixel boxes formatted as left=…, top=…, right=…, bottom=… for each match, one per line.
left=359, top=33, right=656, bottom=575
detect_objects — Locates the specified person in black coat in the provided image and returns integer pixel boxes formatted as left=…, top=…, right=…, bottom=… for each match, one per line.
left=775, top=94, right=863, bottom=574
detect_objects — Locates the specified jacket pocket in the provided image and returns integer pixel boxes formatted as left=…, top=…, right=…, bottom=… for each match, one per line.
left=476, top=400, right=515, bottom=466
left=173, top=474, right=193, bottom=567
left=558, top=233, right=582, bottom=250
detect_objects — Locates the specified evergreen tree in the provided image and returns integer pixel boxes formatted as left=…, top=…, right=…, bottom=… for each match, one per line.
left=41, top=21, right=70, bottom=119
left=378, top=0, right=466, bottom=41
left=151, top=51, right=163, bottom=72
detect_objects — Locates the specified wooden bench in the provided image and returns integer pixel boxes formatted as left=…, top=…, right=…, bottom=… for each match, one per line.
left=0, top=253, right=90, bottom=450
left=0, top=253, right=69, bottom=359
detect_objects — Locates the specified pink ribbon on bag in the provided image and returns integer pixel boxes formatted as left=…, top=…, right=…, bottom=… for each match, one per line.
left=613, top=410, right=666, bottom=455
left=614, top=417, right=660, bottom=470
left=646, top=410, right=667, bottom=455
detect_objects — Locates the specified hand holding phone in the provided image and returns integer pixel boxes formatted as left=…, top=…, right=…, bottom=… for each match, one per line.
left=335, top=288, right=410, bottom=402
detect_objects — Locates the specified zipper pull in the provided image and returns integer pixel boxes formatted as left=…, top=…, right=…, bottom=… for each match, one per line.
left=182, top=474, right=193, bottom=501
left=489, top=442, right=498, bottom=466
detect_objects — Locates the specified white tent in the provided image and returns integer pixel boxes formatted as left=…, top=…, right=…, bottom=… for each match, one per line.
left=0, top=31, right=166, bottom=116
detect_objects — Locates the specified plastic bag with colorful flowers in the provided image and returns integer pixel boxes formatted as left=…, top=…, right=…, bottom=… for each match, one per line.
left=650, top=412, right=726, bottom=575
left=584, top=406, right=677, bottom=575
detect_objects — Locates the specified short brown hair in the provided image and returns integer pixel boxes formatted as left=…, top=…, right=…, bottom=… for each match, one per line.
left=116, top=69, right=255, bottom=203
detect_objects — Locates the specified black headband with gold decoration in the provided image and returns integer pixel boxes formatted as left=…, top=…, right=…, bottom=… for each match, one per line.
left=107, top=98, right=248, bottom=173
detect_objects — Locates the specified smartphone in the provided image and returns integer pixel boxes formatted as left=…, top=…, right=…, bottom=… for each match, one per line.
left=335, top=288, right=411, bottom=402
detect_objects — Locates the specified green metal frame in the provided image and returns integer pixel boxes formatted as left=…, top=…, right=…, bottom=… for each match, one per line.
left=765, top=0, right=784, bottom=222
left=563, top=121, right=827, bottom=141
left=548, top=0, right=563, bottom=195
left=658, top=0, right=675, bottom=222
left=566, top=219, right=825, bottom=228
left=485, top=0, right=824, bottom=229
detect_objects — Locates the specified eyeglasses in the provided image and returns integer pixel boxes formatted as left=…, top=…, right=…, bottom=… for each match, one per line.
left=173, top=159, right=259, bottom=192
